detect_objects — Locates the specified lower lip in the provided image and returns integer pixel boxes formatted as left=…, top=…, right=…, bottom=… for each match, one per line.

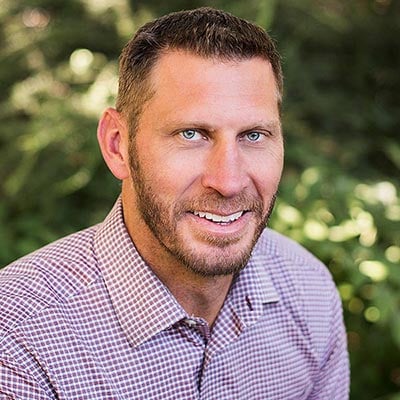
left=186, top=212, right=252, bottom=236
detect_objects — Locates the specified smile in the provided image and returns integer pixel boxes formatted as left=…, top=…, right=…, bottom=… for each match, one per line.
left=192, top=210, right=244, bottom=223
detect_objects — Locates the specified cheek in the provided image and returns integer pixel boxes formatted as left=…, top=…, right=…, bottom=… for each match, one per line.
left=140, top=149, right=201, bottom=198
left=251, top=150, right=284, bottom=196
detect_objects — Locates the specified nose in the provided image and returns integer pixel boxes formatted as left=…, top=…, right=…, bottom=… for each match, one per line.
left=201, top=140, right=249, bottom=198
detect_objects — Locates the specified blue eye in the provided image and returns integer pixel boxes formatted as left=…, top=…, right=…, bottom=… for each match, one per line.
left=180, top=129, right=202, bottom=140
left=246, top=131, right=262, bottom=141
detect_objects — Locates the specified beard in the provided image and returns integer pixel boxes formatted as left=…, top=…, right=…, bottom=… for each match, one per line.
left=129, top=150, right=277, bottom=277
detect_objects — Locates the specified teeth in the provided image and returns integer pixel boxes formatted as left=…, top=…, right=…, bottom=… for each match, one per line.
left=193, top=210, right=244, bottom=223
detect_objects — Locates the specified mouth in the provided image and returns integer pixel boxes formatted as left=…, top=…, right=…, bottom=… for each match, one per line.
left=191, top=210, right=246, bottom=224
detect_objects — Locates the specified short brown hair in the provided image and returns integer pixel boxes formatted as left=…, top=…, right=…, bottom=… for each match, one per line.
left=116, top=7, right=283, bottom=136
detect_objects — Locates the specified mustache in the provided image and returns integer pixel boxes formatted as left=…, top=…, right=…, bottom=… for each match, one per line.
left=175, top=191, right=266, bottom=215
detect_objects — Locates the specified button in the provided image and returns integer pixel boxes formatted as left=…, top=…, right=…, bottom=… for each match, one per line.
left=184, top=318, right=197, bottom=327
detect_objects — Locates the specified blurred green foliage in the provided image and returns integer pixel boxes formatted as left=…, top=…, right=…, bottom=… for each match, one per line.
left=0, top=0, right=399, bottom=398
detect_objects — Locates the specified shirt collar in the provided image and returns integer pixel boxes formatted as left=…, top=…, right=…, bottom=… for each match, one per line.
left=227, top=245, right=280, bottom=329
left=94, top=197, right=280, bottom=346
left=94, top=197, right=187, bottom=347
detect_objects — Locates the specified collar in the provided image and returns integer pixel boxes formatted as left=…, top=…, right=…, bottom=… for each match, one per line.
left=226, top=245, right=280, bottom=330
left=94, top=197, right=187, bottom=347
left=94, top=197, right=280, bottom=347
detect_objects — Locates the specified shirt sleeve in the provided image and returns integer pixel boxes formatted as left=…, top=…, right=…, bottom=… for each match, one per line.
left=0, top=353, right=52, bottom=400
left=308, top=286, right=350, bottom=400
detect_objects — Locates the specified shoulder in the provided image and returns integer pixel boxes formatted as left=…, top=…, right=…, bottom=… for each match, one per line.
left=0, top=226, right=100, bottom=341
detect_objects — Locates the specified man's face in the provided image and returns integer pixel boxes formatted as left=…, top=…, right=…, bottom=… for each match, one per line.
left=126, top=51, right=283, bottom=277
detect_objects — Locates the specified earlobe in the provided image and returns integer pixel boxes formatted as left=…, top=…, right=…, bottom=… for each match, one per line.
left=97, top=108, right=130, bottom=180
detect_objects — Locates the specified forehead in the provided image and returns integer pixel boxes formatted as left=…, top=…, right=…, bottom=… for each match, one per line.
left=146, top=50, right=280, bottom=113
left=151, top=50, right=275, bottom=84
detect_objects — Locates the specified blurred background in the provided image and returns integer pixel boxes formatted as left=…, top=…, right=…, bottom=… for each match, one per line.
left=0, top=0, right=399, bottom=398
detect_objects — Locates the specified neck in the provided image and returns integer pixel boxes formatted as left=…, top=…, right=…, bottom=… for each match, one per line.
left=122, top=190, right=233, bottom=326
left=153, top=265, right=233, bottom=327
left=133, top=224, right=233, bottom=326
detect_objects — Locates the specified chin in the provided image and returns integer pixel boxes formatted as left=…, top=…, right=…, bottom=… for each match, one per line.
left=176, top=240, right=256, bottom=278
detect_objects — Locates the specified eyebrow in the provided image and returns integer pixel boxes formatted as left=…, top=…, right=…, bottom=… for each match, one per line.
left=244, top=121, right=281, bottom=132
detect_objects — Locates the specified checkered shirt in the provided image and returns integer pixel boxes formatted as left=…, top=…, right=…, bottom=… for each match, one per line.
left=0, top=198, right=349, bottom=399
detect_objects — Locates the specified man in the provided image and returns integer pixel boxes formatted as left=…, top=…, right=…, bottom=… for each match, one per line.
left=0, top=7, right=349, bottom=399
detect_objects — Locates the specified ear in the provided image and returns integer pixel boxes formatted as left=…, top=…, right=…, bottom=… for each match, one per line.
left=97, top=107, right=130, bottom=180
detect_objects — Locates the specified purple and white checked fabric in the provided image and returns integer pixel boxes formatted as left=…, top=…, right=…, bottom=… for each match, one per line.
left=0, top=198, right=349, bottom=399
